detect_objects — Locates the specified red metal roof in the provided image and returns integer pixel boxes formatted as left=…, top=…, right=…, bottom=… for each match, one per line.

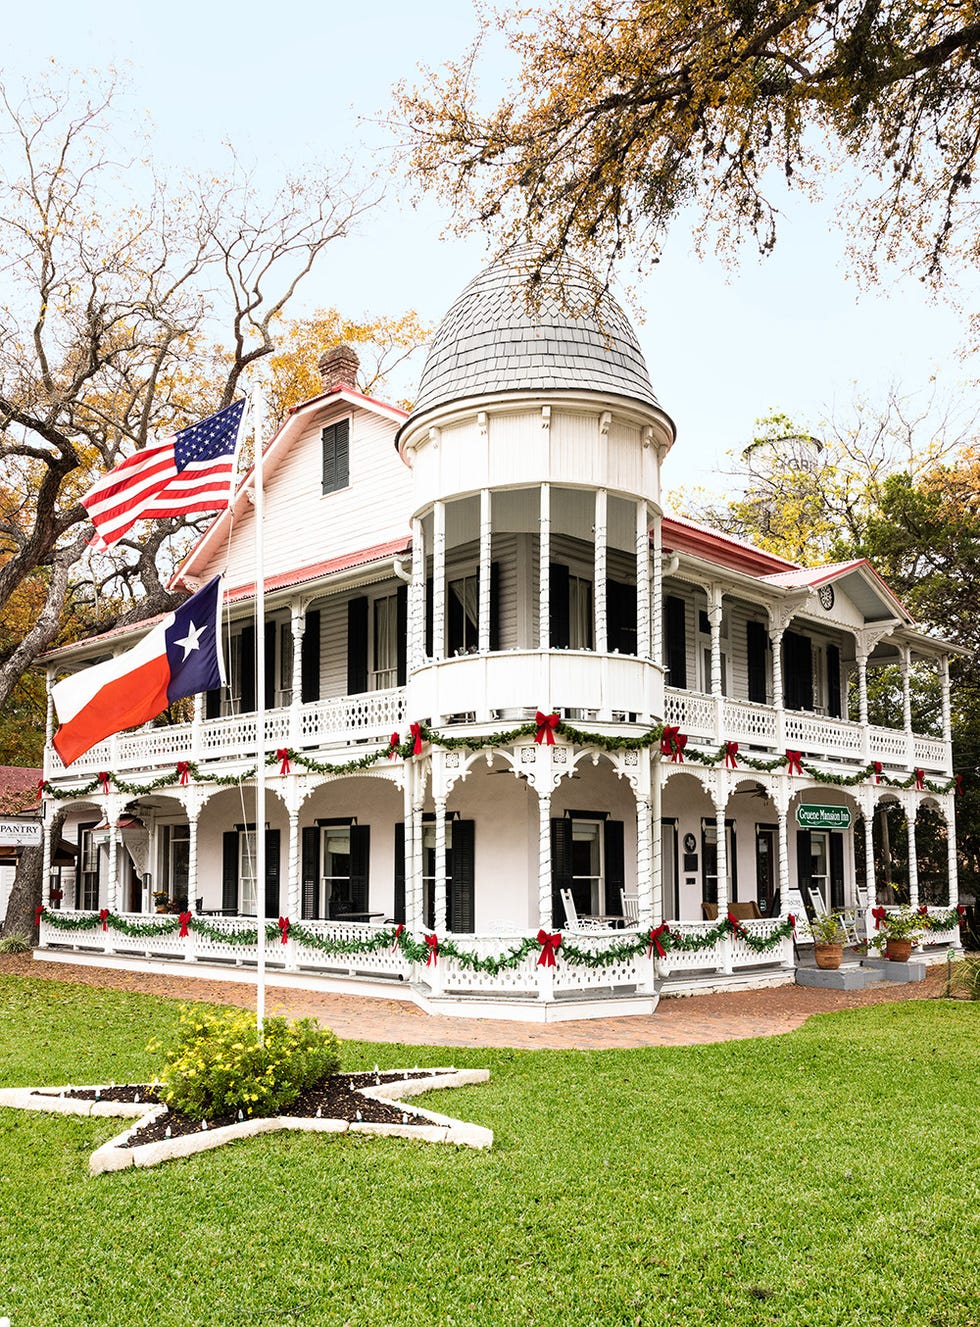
left=661, top=514, right=801, bottom=576
left=224, top=537, right=411, bottom=601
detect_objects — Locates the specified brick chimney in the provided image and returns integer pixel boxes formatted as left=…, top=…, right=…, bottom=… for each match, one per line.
left=318, top=343, right=360, bottom=392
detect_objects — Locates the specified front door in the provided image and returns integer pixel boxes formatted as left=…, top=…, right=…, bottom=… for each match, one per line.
left=755, top=825, right=777, bottom=916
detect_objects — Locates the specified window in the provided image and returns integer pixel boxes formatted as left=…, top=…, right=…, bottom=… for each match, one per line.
left=77, top=824, right=100, bottom=910
left=569, top=576, right=594, bottom=651
left=239, top=829, right=258, bottom=916
left=571, top=819, right=603, bottom=913
left=448, top=575, right=479, bottom=654
left=551, top=815, right=625, bottom=923
left=320, top=825, right=353, bottom=917
left=701, top=819, right=737, bottom=904
left=372, top=595, right=400, bottom=688
left=321, top=418, right=350, bottom=495
left=161, top=823, right=190, bottom=904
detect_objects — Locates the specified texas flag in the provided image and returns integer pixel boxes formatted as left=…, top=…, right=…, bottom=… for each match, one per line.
left=52, top=577, right=225, bottom=766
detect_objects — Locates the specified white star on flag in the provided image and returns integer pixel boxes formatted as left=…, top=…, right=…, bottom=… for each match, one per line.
left=173, top=620, right=206, bottom=661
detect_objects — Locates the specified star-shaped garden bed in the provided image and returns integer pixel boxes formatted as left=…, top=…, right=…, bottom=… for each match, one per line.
left=0, top=1068, right=491, bottom=1173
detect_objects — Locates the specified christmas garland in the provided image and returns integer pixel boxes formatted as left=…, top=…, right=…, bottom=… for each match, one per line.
left=40, top=712, right=962, bottom=805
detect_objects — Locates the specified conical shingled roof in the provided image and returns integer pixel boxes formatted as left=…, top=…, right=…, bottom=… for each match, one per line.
left=407, top=245, right=661, bottom=425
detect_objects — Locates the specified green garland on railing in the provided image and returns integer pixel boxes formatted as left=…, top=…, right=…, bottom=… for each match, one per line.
left=40, top=716, right=961, bottom=801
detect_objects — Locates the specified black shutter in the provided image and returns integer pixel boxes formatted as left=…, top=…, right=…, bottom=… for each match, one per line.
left=701, top=822, right=717, bottom=905
left=607, top=580, right=637, bottom=655
left=265, top=828, right=281, bottom=918
left=222, top=831, right=239, bottom=912
left=301, top=826, right=320, bottom=919
left=347, top=596, right=368, bottom=694
left=784, top=631, right=814, bottom=711
left=746, top=621, right=768, bottom=704
left=425, top=576, right=433, bottom=658
left=826, top=644, right=842, bottom=718
left=665, top=595, right=687, bottom=688
left=349, top=825, right=370, bottom=914
left=549, top=562, right=570, bottom=648
left=321, top=419, right=350, bottom=494
left=448, top=819, right=475, bottom=934
left=301, top=609, right=321, bottom=703
left=729, top=823, right=739, bottom=902
left=551, top=818, right=574, bottom=924
left=396, top=584, right=408, bottom=686
left=447, top=579, right=464, bottom=656
left=205, top=686, right=221, bottom=719
left=604, top=820, right=625, bottom=916
left=796, top=830, right=814, bottom=916
left=489, top=561, right=501, bottom=651
left=393, top=821, right=405, bottom=924
left=240, top=625, right=256, bottom=713
left=829, top=833, right=845, bottom=910
left=264, top=622, right=277, bottom=709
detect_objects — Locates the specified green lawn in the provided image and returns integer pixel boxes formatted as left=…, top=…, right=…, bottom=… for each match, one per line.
left=1, top=977, right=978, bottom=1327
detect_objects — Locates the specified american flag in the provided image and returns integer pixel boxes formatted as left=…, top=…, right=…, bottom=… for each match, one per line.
left=82, top=398, right=247, bottom=549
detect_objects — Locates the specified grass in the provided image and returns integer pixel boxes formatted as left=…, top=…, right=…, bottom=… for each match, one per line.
left=1, top=976, right=978, bottom=1326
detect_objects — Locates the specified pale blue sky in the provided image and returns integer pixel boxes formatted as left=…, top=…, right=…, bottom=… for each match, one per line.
left=3, top=0, right=975, bottom=498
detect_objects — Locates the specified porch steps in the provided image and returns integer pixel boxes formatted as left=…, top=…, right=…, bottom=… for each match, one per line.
left=795, top=964, right=876, bottom=991
left=415, top=989, right=659, bottom=1023
left=660, top=967, right=795, bottom=998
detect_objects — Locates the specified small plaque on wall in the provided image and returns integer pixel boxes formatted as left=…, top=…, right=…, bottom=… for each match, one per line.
left=683, top=853, right=698, bottom=872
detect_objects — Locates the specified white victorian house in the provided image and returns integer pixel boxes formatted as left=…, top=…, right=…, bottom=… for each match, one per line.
left=36, top=247, right=964, bottom=1020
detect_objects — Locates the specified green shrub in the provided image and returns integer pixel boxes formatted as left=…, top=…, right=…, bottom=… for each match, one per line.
left=152, top=1007, right=341, bottom=1119
left=949, top=955, right=980, bottom=1000
left=0, top=932, right=31, bottom=954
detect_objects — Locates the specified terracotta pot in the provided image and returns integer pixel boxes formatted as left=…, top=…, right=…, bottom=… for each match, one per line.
left=814, top=943, right=843, bottom=970
left=884, top=938, right=913, bottom=963
left=155, top=905, right=168, bottom=914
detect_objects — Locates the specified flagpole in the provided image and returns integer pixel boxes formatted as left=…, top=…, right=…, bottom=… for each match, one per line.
left=252, top=385, right=267, bottom=1040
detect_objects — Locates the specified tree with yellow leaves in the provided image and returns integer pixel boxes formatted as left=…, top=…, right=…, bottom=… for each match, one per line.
left=396, top=1, right=980, bottom=286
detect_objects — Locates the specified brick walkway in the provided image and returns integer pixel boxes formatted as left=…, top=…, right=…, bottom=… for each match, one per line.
left=0, top=953, right=949, bottom=1049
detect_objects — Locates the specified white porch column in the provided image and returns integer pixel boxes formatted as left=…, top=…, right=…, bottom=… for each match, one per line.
left=403, top=765, right=418, bottom=931
left=863, top=801, right=877, bottom=903
left=940, top=655, right=953, bottom=772
left=106, top=798, right=121, bottom=914
left=855, top=650, right=870, bottom=763
left=708, top=585, right=724, bottom=743
left=907, top=804, right=919, bottom=910
left=775, top=788, right=791, bottom=920
left=432, top=500, right=446, bottom=662
left=715, top=785, right=732, bottom=974
left=636, top=501, right=651, bottom=662
left=594, top=488, right=607, bottom=654
left=187, top=803, right=201, bottom=911
left=651, top=513, right=663, bottom=668
left=900, top=645, right=914, bottom=766
left=648, top=752, right=662, bottom=927
left=289, top=603, right=306, bottom=748
left=286, top=805, right=302, bottom=921
left=636, top=797, right=652, bottom=929
left=770, top=626, right=786, bottom=752
left=946, top=797, right=959, bottom=909
left=191, top=692, right=203, bottom=764
left=433, top=793, right=448, bottom=933
left=410, top=516, right=426, bottom=669
left=478, top=488, right=492, bottom=655
left=539, top=484, right=550, bottom=651
left=538, top=788, right=552, bottom=930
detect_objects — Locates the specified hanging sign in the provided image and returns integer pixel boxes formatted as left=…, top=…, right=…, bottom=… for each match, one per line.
left=0, top=817, right=42, bottom=846
left=796, top=804, right=852, bottom=831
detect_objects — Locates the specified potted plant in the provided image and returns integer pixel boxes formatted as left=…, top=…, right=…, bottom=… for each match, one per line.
left=152, top=890, right=172, bottom=914
left=810, top=913, right=846, bottom=969
left=875, top=907, right=924, bottom=962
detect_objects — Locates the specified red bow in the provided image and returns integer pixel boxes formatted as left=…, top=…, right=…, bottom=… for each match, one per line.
left=534, top=711, right=560, bottom=746
left=536, top=929, right=561, bottom=966
left=661, top=726, right=687, bottom=762
left=276, top=748, right=291, bottom=775
left=724, top=741, right=739, bottom=769
left=392, top=922, right=404, bottom=951
left=178, top=910, right=192, bottom=937
left=425, top=933, right=438, bottom=966
left=872, top=906, right=887, bottom=930
left=726, top=908, right=747, bottom=938
left=917, top=905, right=929, bottom=918
left=956, top=774, right=964, bottom=795
left=873, top=760, right=883, bottom=784
left=388, top=732, right=400, bottom=759
left=98, top=771, right=111, bottom=795
left=787, top=913, right=797, bottom=936
left=957, top=904, right=967, bottom=924
left=34, top=904, right=45, bottom=926
left=278, top=916, right=290, bottom=944
left=99, top=908, right=109, bottom=931
left=37, top=779, right=48, bottom=798
left=647, top=923, right=670, bottom=958
left=410, top=722, right=423, bottom=757
left=177, top=760, right=190, bottom=786
left=914, top=768, right=925, bottom=791
left=785, top=750, right=803, bottom=776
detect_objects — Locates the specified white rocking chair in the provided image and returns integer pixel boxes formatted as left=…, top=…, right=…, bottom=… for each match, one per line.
left=620, top=889, right=640, bottom=925
left=559, top=888, right=607, bottom=932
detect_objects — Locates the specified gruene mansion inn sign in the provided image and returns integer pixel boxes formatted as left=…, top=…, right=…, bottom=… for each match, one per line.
left=0, top=817, right=42, bottom=847
left=796, top=804, right=853, bottom=831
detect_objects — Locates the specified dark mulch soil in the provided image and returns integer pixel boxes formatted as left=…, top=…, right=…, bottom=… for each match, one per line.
left=36, top=1070, right=455, bottom=1147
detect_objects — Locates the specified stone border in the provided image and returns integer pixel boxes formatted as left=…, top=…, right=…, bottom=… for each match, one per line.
left=0, top=1069, right=492, bottom=1174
